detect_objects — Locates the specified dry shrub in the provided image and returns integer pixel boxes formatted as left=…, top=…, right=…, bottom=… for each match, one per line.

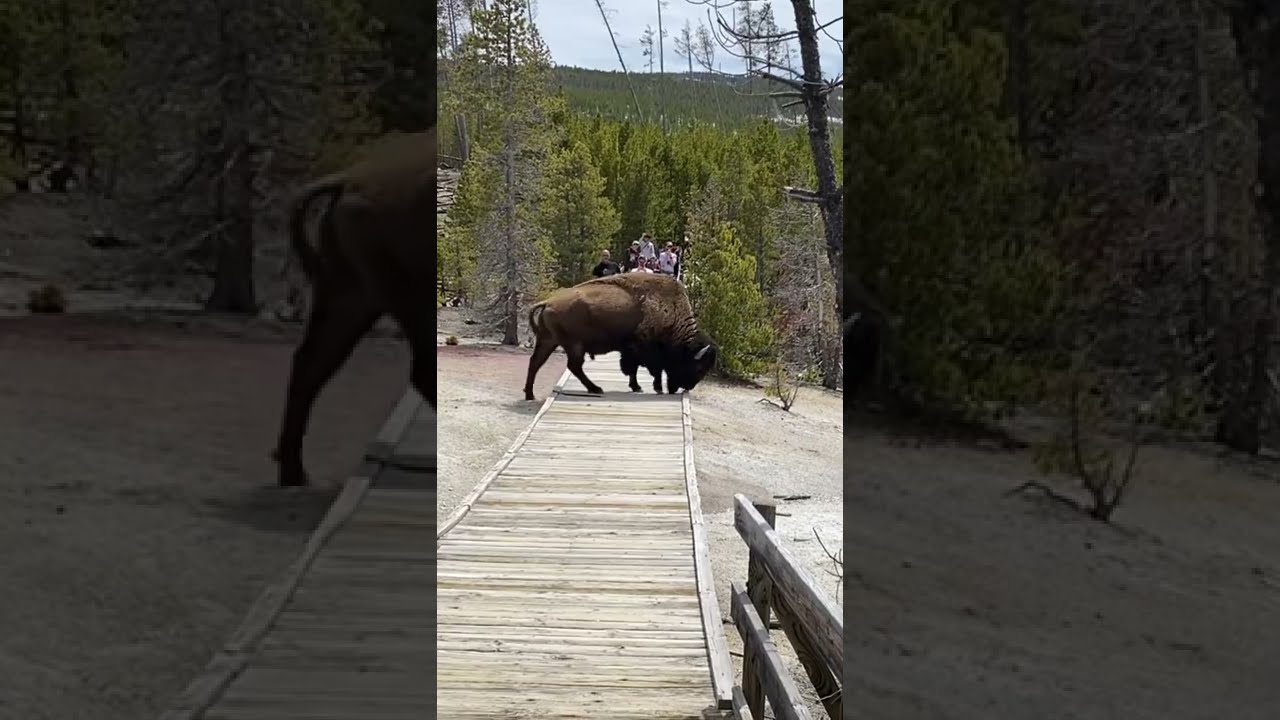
left=27, top=284, right=67, bottom=313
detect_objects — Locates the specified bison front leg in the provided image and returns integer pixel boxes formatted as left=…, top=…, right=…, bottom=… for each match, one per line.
left=619, top=351, right=642, bottom=392
left=650, top=366, right=665, bottom=394
left=565, top=344, right=604, bottom=395
left=274, top=286, right=379, bottom=487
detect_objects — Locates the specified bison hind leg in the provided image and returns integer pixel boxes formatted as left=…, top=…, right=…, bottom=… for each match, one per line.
left=276, top=285, right=379, bottom=487
left=565, top=344, right=604, bottom=395
left=524, top=336, right=557, bottom=401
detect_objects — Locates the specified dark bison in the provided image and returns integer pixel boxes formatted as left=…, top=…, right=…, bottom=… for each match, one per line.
left=272, top=128, right=436, bottom=487
left=523, top=273, right=717, bottom=401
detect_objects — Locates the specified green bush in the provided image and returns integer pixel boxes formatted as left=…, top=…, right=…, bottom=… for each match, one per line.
left=686, top=222, right=775, bottom=378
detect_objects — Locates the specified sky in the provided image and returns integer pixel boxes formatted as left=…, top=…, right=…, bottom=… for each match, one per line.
left=530, top=0, right=843, bottom=79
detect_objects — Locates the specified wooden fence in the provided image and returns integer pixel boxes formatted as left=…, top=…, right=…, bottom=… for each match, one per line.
left=728, top=494, right=843, bottom=720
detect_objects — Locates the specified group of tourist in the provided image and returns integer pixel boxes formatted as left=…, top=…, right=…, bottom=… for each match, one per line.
left=592, top=232, right=684, bottom=282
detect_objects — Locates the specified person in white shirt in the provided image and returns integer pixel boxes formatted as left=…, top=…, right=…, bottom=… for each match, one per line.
left=638, top=232, right=656, bottom=262
left=657, top=242, right=677, bottom=276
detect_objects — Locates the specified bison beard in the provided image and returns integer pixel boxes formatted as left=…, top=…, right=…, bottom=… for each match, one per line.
left=523, top=273, right=717, bottom=401
left=272, top=129, right=437, bottom=488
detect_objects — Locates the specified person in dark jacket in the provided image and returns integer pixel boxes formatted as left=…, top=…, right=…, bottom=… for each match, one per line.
left=591, top=249, right=621, bottom=278
left=622, top=241, right=641, bottom=271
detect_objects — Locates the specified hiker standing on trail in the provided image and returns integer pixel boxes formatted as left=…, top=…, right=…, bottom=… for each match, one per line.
left=657, top=242, right=677, bottom=276
left=592, top=249, right=621, bottom=278
left=637, top=232, right=657, bottom=262
left=623, top=241, right=641, bottom=271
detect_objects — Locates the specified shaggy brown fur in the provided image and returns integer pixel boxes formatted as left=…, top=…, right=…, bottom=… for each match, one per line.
left=273, top=128, right=436, bottom=487
left=523, top=273, right=716, bottom=401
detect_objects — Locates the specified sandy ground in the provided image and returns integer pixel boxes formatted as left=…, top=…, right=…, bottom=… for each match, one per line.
left=848, top=416, right=1280, bottom=719
left=436, top=307, right=844, bottom=715
left=0, top=313, right=407, bottom=720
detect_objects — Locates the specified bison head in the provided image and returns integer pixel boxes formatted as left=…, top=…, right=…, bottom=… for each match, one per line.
left=667, top=332, right=717, bottom=393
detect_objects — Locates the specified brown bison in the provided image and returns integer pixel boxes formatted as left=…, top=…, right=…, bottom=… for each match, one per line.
left=272, top=128, right=436, bottom=487
left=523, top=273, right=717, bottom=401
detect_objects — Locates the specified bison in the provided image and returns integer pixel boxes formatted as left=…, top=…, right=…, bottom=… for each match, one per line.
left=272, top=128, right=436, bottom=487
left=523, top=273, right=717, bottom=401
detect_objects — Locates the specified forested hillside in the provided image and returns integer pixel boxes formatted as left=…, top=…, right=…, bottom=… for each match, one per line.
left=550, top=66, right=842, bottom=128
left=435, top=65, right=843, bottom=159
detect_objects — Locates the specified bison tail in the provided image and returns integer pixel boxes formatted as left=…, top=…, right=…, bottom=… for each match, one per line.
left=287, top=174, right=345, bottom=281
left=527, top=303, right=547, bottom=335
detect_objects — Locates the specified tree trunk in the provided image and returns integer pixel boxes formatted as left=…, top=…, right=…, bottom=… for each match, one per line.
left=499, top=32, right=519, bottom=345
left=1220, top=1, right=1280, bottom=453
left=206, top=13, right=256, bottom=315
left=787, top=0, right=843, bottom=320
left=1189, top=0, right=1230, bottom=413
left=656, top=0, right=665, bottom=73
left=1004, top=0, right=1030, bottom=153
left=206, top=145, right=257, bottom=313
left=58, top=0, right=80, bottom=171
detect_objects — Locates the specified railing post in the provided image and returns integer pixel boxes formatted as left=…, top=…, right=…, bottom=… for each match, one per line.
left=742, top=502, right=776, bottom=718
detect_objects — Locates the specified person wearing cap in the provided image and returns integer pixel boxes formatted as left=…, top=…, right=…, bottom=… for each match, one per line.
left=637, top=232, right=657, bottom=262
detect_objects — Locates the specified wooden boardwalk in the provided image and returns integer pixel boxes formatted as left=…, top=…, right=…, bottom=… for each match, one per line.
left=159, top=391, right=437, bottom=720
left=437, top=354, right=733, bottom=717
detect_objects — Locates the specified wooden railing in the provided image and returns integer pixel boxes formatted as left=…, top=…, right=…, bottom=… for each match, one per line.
left=728, top=494, right=843, bottom=720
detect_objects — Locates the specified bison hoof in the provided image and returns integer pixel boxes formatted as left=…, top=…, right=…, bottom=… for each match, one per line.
left=629, top=384, right=642, bottom=393
left=585, top=384, right=604, bottom=395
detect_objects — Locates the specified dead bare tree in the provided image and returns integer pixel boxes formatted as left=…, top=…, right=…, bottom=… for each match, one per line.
left=591, top=0, right=645, bottom=121
left=1044, top=0, right=1263, bottom=450
left=687, top=0, right=844, bottom=319
left=108, top=0, right=378, bottom=314
left=771, top=200, right=839, bottom=390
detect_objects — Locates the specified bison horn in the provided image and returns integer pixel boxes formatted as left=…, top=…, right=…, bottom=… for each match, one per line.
left=694, top=344, right=711, bottom=360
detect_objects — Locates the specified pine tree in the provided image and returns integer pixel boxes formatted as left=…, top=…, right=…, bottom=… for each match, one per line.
left=685, top=179, right=775, bottom=377
left=538, top=139, right=621, bottom=286
left=847, top=1, right=1062, bottom=410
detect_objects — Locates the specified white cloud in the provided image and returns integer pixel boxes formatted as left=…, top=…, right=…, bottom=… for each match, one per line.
left=531, top=0, right=842, bottom=78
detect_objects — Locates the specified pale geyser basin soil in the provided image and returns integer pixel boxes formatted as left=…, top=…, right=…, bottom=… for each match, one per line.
left=435, top=314, right=843, bottom=716
left=848, top=414, right=1280, bottom=720
left=0, top=313, right=407, bottom=720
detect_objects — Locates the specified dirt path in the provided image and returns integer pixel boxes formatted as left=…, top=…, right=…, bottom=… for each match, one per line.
left=0, top=314, right=407, bottom=720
